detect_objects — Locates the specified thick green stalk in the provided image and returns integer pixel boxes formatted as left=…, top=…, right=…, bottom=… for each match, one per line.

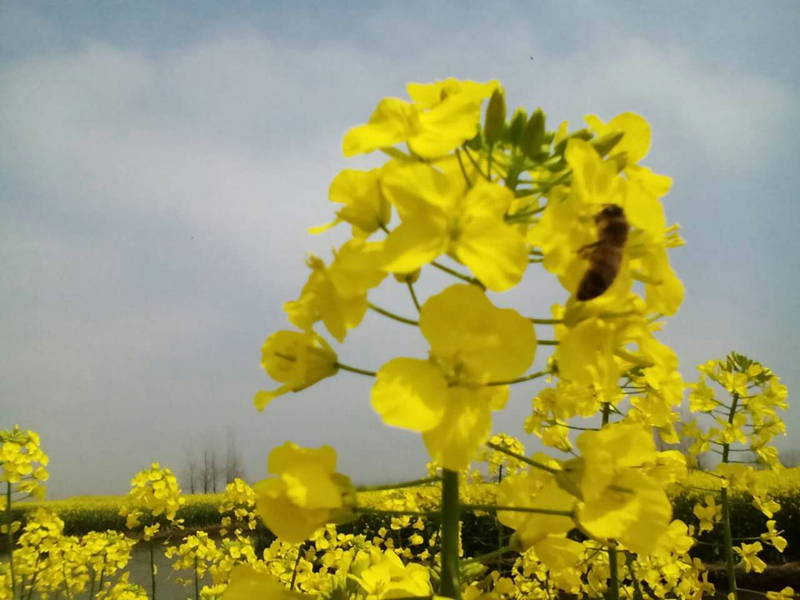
left=193, top=555, right=200, bottom=600
left=607, top=543, right=619, bottom=600
left=439, top=470, right=461, bottom=599
left=356, top=477, right=440, bottom=493
left=601, top=404, right=620, bottom=600
left=6, top=483, right=15, bottom=600
left=720, top=392, right=740, bottom=600
left=720, top=488, right=737, bottom=599
left=149, top=538, right=157, bottom=600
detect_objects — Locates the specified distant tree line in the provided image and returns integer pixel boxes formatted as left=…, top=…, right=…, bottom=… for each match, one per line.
left=182, top=428, right=246, bottom=494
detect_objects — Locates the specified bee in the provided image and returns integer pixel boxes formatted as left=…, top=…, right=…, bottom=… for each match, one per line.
left=576, top=204, right=628, bottom=301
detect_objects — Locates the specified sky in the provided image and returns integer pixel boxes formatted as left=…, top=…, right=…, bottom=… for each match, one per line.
left=2, top=1, right=799, bottom=498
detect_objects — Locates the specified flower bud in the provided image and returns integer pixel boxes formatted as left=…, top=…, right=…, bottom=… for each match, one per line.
left=521, top=108, right=546, bottom=161
left=591, top=130, right=625, bottom=157
left=484, top=88, right=506, bottom=146
left=553, top=128, right=593, bottom=155
left=507, top=107, right=527, bottom=147
left=393, top=269, right=420, bottom=284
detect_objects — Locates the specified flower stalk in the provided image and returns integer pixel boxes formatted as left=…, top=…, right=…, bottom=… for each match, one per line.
left=439, top=469, right=461, bottom=600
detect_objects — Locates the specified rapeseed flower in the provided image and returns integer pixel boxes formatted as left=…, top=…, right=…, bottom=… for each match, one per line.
left=254, top=331, right=339, bottom=411
left=310, top=168, right=392, bottom=237
left=223, top=565, right=312, bottom=600
left=254, top=443, right=355, bottom=543
left=370, top=284, right=536, bottom=469
left=378, top=160, right=527, bottom=291
left=343, top=78, right=497, bottom=159
left=560, top=423, right=672, bottom=555
left=284, top=240, right=386, bottom=342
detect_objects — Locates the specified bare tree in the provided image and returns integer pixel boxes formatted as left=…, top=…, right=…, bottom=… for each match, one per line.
left=780, top=448, right=800, bottom=468
left=202, top=445, right=212, bottom=494
left=183, top=439, right=198, bottom=494
left=224, top=428, right=246, bottom=484
left=209, top=443, right=220, bottom=493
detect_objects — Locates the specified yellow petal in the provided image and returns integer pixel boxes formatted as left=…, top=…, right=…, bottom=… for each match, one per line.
left=268, top=442, right=338, bottom=476
left=371, top=358, right=447, bottom=431
left=422, top=388, right=492, bottom=471
left=342, top=98, right=418, bottom=157
left=420, top=284, right=536, bottom=381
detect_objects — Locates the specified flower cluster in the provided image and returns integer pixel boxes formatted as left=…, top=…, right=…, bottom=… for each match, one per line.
left=119, top=463, right=185, bottom=537
left=1, top=426, right=49, bottom=501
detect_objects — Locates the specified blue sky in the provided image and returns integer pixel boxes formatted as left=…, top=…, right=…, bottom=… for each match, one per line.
left=2, top=1, right=799, bottom=497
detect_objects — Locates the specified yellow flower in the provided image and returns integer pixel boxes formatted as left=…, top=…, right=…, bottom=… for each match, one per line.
left=309, top=168, right=391, bottom=237
left=689, top=377, right=717, bottom=412
left=533, top=536, right=584, bottom=590
left=343, top=79, right=496, bottom=159
left=378, top=160, right=527, bottom=291
left=370, top=284, right=536, bottom=469
left=283, top=240, right=386, bottom=342
left=766, top=588, right=795, bottom=600
left=253, top=443, right=355, bottom=543
left=223, top=565, right=312, bottom=600
left=561, top=423, right=672, bottom=555
left=528, top=136, right=682, bottom=313
left=349, top=548, right=433, bottom=599
left=760, top=520, right=787, bottom=553
left=734, top=542, right=767, bottom=573
left=497, top=474, right=576, bottom=548
left=254, top=331, right=338, bottom=411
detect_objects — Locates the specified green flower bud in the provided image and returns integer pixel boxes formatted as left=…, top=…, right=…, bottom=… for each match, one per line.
left=465, top=130, right=482, bottom=151
left=521, top=108, right=547, bottom=161
left=507, top=107, right=527, bottom=147
left=393, top=269, right=420, bottom=284
left=591, top=130, right=625, bottom=157
left=484, top=88, right=506, bottom=146
left=553, top=128, right=594, bottom=155
left=608, top=152, right=627, bottom=172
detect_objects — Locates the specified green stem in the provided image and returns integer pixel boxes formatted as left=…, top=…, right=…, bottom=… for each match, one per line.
left=461, top=504, right=574, bottom=518
left=487, top=369, right=551, bottom=386
left=505, top=205, right=546, bottom=223
left=538, top=340, right=559, bottom=346
left=721, top=488, right=738, bottom=600
left=334, top=362, right=378, bottom=377
left=529, top=318, right=563, bottom=325
left=625, top=554, right=644, bottom=600
left=290, top=544, right=303, bottom=591
left=430, top=261, right=484, bottom=288
left=455, top=149, right=473, bottom=189
left=88, top=569, right=95, bottom=600
left=24, top=559, right=39, bottom=600
left=439, top=470, right=461, bottom=600
left=379, top=147, right=411, bottom=160
left=602, top=402, right=611, bottom=426
left=462, top=545, right=513, bottom=565
left=149, top=538, right=157, bottom=600
left=485, top=442, right=560, bottom=475
left=368, top=303, right=419, bottom=326
left=354, top=508, right=437, bottom=517
left=194, top=555, right=199, bottom=600
left=356, top=477, right=441, bottom=493
left=406, top=281, right=421, bottom=313
left=608, top=542, right=619, bottom=600
left=6, top=483, right=15, bottom=600
left=721, top=391, right=741, bottom=600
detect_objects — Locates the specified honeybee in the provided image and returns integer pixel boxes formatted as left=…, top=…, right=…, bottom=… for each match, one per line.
left=576, top=204, right=628, bottom=301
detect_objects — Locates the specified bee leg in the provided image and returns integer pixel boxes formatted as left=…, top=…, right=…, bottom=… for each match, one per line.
left=577, top=241, right=599, bottom=259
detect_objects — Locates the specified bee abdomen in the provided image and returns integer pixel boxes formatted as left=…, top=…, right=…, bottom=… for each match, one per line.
left=577, top=267, right=617, bottom=301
